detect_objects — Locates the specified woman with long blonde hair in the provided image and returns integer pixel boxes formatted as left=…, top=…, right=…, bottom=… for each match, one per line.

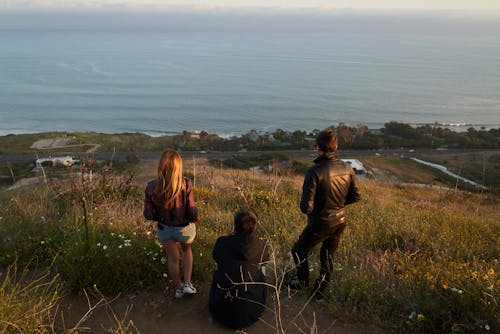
left=144, top=149, right=200, bottom=299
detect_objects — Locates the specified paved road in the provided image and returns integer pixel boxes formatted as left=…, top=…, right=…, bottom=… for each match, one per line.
left=0, top=149, right=403, bottom=164
left=2, top=148, right=498, bottom=164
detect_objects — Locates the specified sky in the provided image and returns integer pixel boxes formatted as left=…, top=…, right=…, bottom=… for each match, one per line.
left=2, top=0, right=500, bottom=11
left=2, top=0, right=499, bottom=34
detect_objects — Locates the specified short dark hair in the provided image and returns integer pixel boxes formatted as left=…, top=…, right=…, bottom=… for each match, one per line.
left=234, top=210, right=257, bottom=234
left=316, top=128, right=338, bottom=153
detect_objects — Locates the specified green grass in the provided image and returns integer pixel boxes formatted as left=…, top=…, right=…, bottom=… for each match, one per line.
left=0, top=132, right=175, bottom=154
left=0, top=132, right=63, bottom=154
left=0, top=162, right=36, bottom=187
left=423, top=153, right=500, bottom=189
left=0, top=165, right=498, bottom=333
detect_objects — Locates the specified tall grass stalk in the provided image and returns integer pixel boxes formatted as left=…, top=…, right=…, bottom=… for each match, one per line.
left=0, top=262, right=61, bottom=333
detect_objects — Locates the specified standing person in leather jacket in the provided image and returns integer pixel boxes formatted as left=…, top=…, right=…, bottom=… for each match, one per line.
left=291, top=128, right=361, bottom=298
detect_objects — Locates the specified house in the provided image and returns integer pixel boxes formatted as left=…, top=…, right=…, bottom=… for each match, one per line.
left=33, top=156, right=80, bottom=171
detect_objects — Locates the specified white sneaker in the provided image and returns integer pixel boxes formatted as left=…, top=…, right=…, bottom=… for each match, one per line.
left=174, top=289, right=184, bottom=299
left=183, top=282, right=197, bottom=295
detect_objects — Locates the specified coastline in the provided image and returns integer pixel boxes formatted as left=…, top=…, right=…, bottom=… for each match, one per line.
left=1, top=122, right=499, bottom=157
left=0, top=121, right=498, bottom=138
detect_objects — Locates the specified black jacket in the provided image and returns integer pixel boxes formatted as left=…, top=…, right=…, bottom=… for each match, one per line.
left=300, top=153, right=361, bottom=225
left=209, top=233, right=269, bottom=329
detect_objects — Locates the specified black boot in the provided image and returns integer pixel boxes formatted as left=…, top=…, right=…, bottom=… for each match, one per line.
left=284, top=272, right=308, bottom=291
left=313, top=279, right=328, bottom=301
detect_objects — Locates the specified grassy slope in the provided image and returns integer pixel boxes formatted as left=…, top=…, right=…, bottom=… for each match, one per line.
left=417, top=151, right=500, bottom=189
left=0, top=157, right=498, bottom=333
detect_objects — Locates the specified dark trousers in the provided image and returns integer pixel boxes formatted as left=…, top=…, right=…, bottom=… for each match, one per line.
left=291, top=221, right=346, bottom=287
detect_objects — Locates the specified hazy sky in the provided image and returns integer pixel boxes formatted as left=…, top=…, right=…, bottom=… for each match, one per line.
left=2, top=0, right=500, bottom=11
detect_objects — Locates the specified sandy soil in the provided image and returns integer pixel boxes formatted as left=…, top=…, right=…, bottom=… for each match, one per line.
left=30, top=137, right=101, bottom=152
left=30, top=138, right=74, bottom=149
left=61, top=283, right=385, bottom=334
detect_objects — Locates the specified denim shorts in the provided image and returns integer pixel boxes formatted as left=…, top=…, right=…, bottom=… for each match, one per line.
left=156, top=223, right=196, bottom=244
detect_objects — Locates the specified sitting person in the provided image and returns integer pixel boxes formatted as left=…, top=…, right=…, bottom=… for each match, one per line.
left=209, top=210, right=269, bottom=330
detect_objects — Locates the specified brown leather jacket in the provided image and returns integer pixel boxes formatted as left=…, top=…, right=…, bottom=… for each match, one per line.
left=300, top=153, right=361, bottom=225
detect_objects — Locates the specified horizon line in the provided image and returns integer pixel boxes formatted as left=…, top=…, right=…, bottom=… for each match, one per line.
left=2, top=6, right=500, bottom=14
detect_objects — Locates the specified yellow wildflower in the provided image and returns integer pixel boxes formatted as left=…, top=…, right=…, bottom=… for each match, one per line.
left=442, top=284, right=448, bottom=290
left=488, top=268, right=495, bottom=275
left=417, top=314, right=425, bottom=321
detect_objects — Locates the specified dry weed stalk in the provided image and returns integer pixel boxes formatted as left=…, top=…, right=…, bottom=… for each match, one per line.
left=219, top=242, right=335, bottom=334
left=63, top=286, right=139, bottom=334
left=0, top=261, right=60, bottom=334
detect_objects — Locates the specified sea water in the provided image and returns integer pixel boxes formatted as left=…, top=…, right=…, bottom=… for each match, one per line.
left=1, top=12, right=499, bottom=136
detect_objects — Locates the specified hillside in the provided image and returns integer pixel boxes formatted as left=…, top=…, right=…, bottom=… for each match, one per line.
left=2, top=127, right=500, bottom=190
left=0, top=155, right=498, bottom=333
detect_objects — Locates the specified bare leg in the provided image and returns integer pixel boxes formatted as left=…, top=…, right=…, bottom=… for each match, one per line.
left=180, top=243, right=193, bottom=284
left=165, top=240, right=182, bottom=289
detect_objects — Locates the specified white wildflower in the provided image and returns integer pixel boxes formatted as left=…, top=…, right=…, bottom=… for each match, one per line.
left=97, top=242, right=101, bottom=247
left=103, top=245, right=108, bottom=250
left=118, top=245, right=123, bottom=249
left=409, top=311, right=417, bottom=320
left=152, top=257, right=157, bottom=261
left=162, top=273, right=168, bottom=278
left=40, top=241, right=45, bottom=245
left=111, top=232, right=115, bottom=236
left=161, top=257, right=167, bottom=264
left=485, top=324, right=490, bottom=331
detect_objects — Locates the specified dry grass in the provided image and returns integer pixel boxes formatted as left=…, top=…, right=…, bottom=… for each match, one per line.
left=0, top=157, right=498, bottom=333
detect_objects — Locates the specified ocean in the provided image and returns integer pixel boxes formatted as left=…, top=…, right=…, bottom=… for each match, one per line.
left=1, top=11, right=499, bottom=136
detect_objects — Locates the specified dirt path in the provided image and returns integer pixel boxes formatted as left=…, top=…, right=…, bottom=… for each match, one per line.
left=61, top=283, right=385, bottom=334
left=30, top=137, right=101, bottom=152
